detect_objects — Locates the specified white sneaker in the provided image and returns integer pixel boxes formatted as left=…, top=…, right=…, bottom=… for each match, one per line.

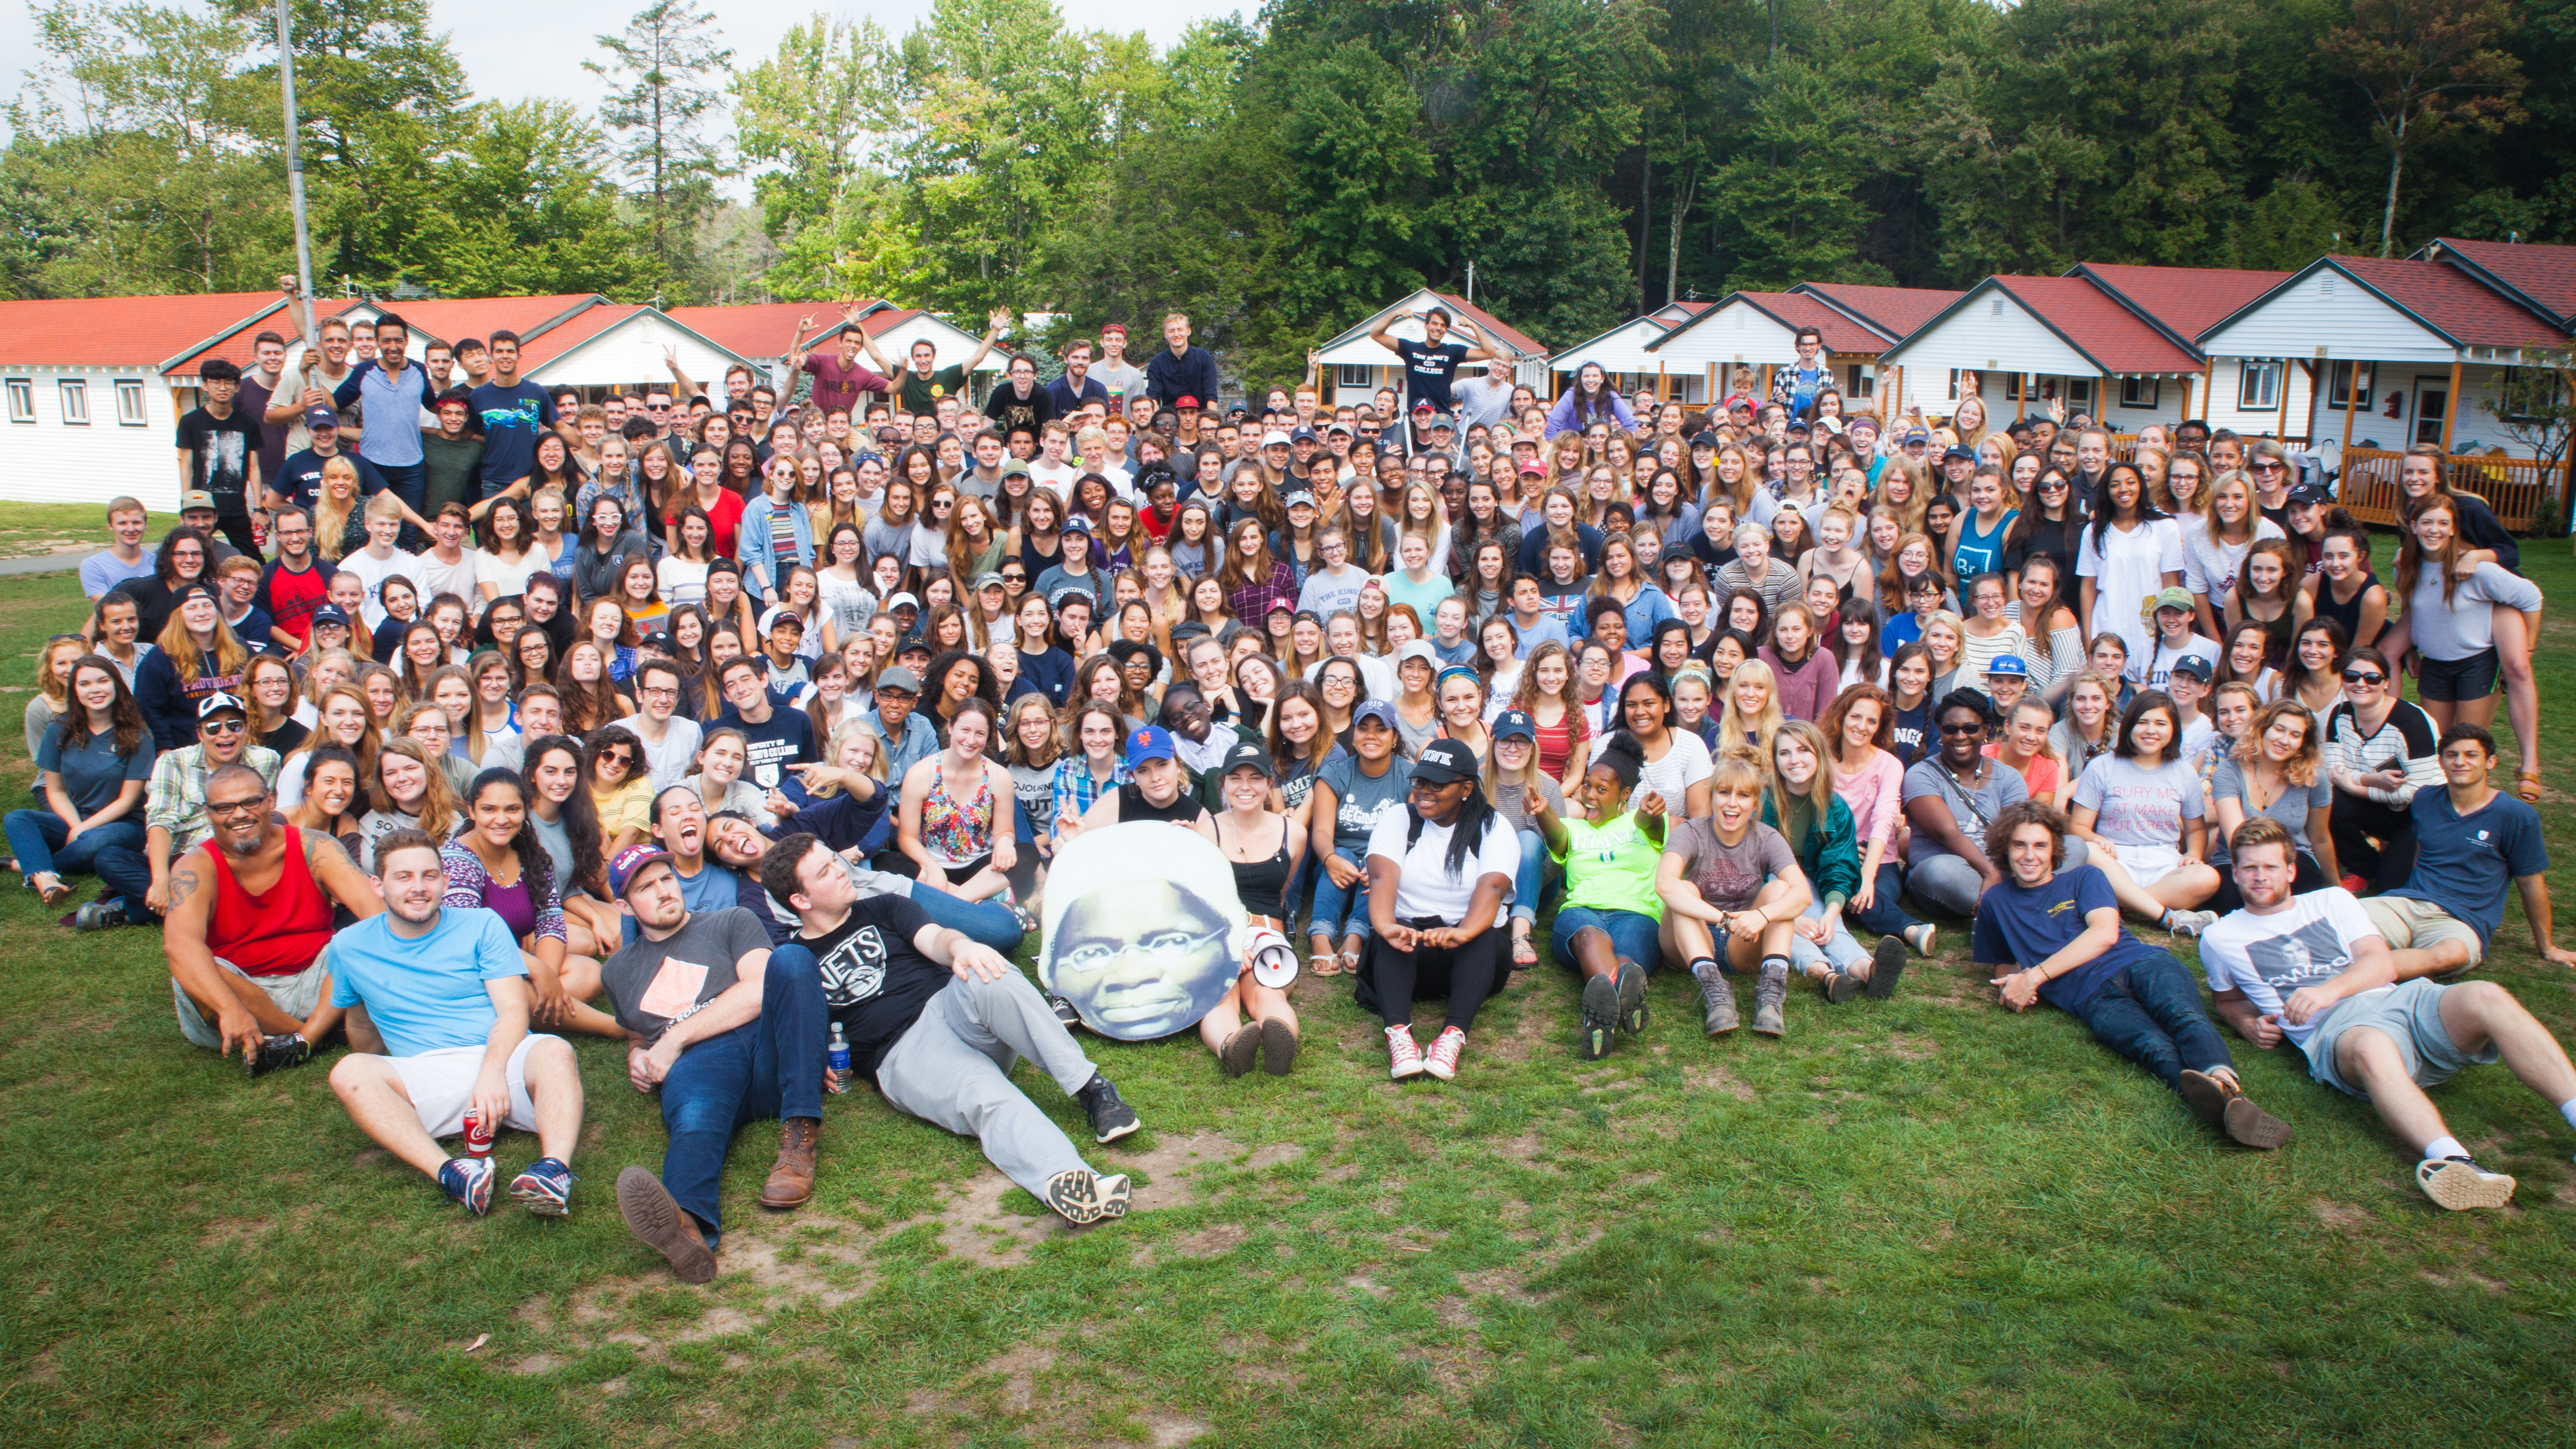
left=1385, top=1024, right=1426, bottom=1079
left=2164, top=909, right=2218, bottom=938
left=2416, top=1156, right=2516, bottom=1211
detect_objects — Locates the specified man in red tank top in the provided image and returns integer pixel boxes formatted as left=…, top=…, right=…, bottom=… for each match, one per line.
left=165, top=761, right=387, bottom=1076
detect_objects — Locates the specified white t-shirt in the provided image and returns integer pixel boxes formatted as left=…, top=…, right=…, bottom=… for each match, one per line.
left=338, top=547, right=421, bottom=630
left=657, top=555, right=710, bottom=608
left=1366, top=806, right=1520, bottom=925
left=2069, top=754, right=2204, bottom=848
left=2135, top=632, right=2221, bottom=691
left=2197, top=888, right=2385, bottom=1049
left=475, top=548, right=545, bottom=602
left=414, top=549, right=482, bottom=615
left=1028, top=459, right=1080, bottom=495
left=1635, top=730, right=1714, bottom=811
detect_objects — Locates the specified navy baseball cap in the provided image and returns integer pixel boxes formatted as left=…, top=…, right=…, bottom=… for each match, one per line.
left=607, top=844, right=673, bottom=900
left=1492, top=707, right=1536, bottom=742
left=1351, top=700, right=1398, bottom=730
left=1220, top=740, right=1272, bottom=777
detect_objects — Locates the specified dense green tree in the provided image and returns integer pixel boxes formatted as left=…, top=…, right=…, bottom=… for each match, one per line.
left=586, top=0, right=733, bottom=296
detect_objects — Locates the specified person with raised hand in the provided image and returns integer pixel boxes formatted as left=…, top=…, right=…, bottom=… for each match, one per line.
left=1521, top=732, right=1664, bottom=1060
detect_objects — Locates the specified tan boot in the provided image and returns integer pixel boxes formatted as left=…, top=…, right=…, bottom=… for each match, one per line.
left=758, top=1116, right=821, bottom=1209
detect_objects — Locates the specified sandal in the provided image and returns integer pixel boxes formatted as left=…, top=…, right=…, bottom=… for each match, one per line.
left=1335, top=948, right=1363, bottom=977
left=2518, top=771, right=2542, bottom=805
left=1309, top=952, right=1341, bottom=979
left=1512, top=932, right=1538, bottom=967
left=33, top=877, right=71, bottom=907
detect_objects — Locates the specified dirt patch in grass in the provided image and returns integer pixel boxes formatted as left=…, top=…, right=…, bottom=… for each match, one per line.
left=2419, top=1269, right=2507, bottom=1294
left=195, top=1205, right=315, bottom=1250
left=934, top=1170, right=1100, bottom=1267
left=1683, top=1062, right=1757, bottom=1100
left=2312, top=1199, right=2371, bottom=1231
left=1881, top=1033, right=1940, bottom=1060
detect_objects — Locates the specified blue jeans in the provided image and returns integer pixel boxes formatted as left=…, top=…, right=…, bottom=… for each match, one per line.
left=1512, top=830, right=1546, bottom=924
left=1310, top=844, right=1372, bottom=941
left=2068, top=950, right=2233, bottom=1094
left=904, top=878, right=1023, bottom=954
left=656, top=942, right=830, bottom=1241
left=1787, top=897, right=1868, bottom=973
left=1551, top=904, right=1662, bottom=972
left=375, top=461, right=426, bottom=549
left=4, top=813, right=146, bottom=907
left=1849, top=861, right=1922, bottom=938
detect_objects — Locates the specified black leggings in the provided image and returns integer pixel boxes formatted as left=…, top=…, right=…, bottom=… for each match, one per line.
left=2206, top=849, right=2328, bottom=914
left=1364, top=926, right=1507, bottom=1034
left=2329, top=792, right=2417, bottom=894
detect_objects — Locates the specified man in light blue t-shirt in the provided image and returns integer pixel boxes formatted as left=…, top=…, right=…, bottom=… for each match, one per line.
left=79, top=497, right=158, bottom=601
left=326, top=829, right=587, bottom=1218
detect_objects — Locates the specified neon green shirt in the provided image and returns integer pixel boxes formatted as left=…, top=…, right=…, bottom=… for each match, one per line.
left=1551, top=810, right=1665, bottom=919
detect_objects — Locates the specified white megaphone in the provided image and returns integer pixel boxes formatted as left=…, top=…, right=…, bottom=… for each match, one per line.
left=1246, top=925, right=1299, bottom=989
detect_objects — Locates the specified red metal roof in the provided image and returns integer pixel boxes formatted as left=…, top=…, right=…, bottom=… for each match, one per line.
left=362, top=294, right=608, bottom=352
left=2330, top=256, right=2572, bottom=350
left=1647, top=290, right=1896, bottom=357
left=1793, top=283, right=1964, bottom=340
left=510, top=304, right=645, bottom=369
left=1428, top=291, right=1547, bottom=358
left=0, top=291, right=298, bottom=369
left=2427, top=238, right=2576, bottom=329
left=664, top=301, right=884, bottom=360
left=161, top=297, right=365, bottom=377
left=2072, top=262, right=2291, bottom=343
left=1988, top=275, right=2203, bottom=374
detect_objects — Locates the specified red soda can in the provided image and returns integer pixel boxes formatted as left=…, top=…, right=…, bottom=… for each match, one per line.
left=462, top=1108, right=494, bottom=1157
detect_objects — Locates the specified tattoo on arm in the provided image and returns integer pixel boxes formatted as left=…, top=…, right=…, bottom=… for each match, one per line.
left=167, top=864, right=202, bottom=911
left=303, top=829, right=357, bottom=873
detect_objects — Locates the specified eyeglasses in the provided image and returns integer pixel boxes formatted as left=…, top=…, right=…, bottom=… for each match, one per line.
left=600, top=750, right=635, bottom=767
left=2251, top=461, right=2286, bottom=472
left=204, top=796, right=267, bottom=817
left=2341, top=669, right=2385, bottom=685
left=1937, top=721, right=1986, bottom=735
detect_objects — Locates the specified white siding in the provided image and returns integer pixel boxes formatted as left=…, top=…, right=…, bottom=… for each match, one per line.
left=2202, top=357, right=2320, bottom=443
left=0, top=364, right=188, bottom=510
left=2200, top=269, right=2456, bottom=367
left=1880, top=291, right=2101, bottom=416
left=528, top=312, right=758, bottom=392
left=1549, top=317, right=1673, bottom=373
left=1649, top=300, right=1800, bottom=371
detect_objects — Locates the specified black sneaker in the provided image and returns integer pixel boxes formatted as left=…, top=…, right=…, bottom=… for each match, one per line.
left=244, top=1032, right=313, bottom=1079
left=1822, top=969, right=1863, bottom=1004
left=1613, top=957, right=1649, bottom=1035
left=1076, top=1074, right=1139, bottom=1143
left=1577, top=973, right=1618, bottom=1060
left=1866, top=936, right=1908, bottom=999
left=1049, top=993, right=1083, bottom=1029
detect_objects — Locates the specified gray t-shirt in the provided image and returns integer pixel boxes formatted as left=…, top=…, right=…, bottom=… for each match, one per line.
left=1317, top=753, right=1413, bottom=850
left=38, top=720, right=154, bottom=818
left=529, top=811, right=584, bottom=900
left=600, top=905, right=772, bottom=1044
left=1901, top=757, right=2030, bottom=866
left=2067, top=754, right=2202, bottom=848
left=2206, top=756, right=2331, bottom=863
left=1665, top=817, right=1797, bottom=912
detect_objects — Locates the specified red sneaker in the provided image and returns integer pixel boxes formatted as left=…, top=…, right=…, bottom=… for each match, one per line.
left=1385, top=1024, right=1425, bottom=1079
left=1423, top=1026, right=1466, bottom=1081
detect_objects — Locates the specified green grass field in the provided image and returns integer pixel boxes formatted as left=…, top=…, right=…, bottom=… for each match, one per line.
left=4, top=545, right=2574, bottom=1447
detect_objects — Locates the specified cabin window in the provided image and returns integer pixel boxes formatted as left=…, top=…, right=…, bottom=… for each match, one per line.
left=2063, top=378, right=2094, bottom=411
left=2238, top=361, right=2281, bottom=411
left=2119, top=377, right=2162, bottom=409
left=115, top=378, right=147, bottom=425
left=58, top=378, right=89, bottom=425
left=2327, top=361, right=2374, bottom=410
left=5, top=379, right=32, bottom=424
left=1844, top=364, right=1872, bottom=398
left=1336, top=364, right=1372, bottom=391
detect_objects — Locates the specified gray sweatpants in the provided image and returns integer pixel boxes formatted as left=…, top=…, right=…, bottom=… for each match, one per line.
left=873, top=971, right=1100, bottom=1199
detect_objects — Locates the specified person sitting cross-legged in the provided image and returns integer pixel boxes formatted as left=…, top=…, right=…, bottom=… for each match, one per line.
left=2357, top=723, right=2575, bottom=983
left=1656, top=751, right=1810, bottom=1038
left=760, top=833, right=1140, bottom=1225
left=324, top=830, right=588, bottom=1216
left=1974, top=799, right=2290, bottom=1149
left=602, top=845, right=826, bottom=1283
left=2202, top=817, right=2576, bottom=1211
left=163, top=762, right=387, bottom=1075
left=1357, top=738, right=1520, bottom=1082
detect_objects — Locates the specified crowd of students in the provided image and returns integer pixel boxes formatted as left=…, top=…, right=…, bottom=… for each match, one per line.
left=45, top=302, right=2576, bottom=1278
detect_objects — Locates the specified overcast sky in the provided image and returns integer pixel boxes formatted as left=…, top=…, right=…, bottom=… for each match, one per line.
left=2, top=0, right=1256, bottom=179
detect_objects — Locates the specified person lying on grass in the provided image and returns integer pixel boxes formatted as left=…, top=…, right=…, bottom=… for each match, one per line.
left=600, top=845, right=824, bottom=1284
left=1654, top=750, right=1810, bottom=1040
left=2200, top=816, right=2576, bottom=1213
left=1971, top=799, right=2289, bottom=1151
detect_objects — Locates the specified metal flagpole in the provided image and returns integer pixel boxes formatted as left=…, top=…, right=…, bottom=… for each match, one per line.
left=276, top=0, right=317, bottom=347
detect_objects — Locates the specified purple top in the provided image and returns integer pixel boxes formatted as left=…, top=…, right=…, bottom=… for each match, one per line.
left=440, top=841, right=567, bottom=944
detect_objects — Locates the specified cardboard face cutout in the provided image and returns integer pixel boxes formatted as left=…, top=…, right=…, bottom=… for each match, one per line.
left=1039, top=820, right=1248, bottom=1040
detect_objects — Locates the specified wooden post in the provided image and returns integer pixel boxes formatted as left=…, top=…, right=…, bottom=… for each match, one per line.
left=2199, top=359, right=2215, bottom=424
left=1658, top=360, right=1668, bottom=402
left=2178, top=372, right=2195, bottom=424
left=2440, top=357, right=2464, bottom=453
left=1760, top=364, right=1773, bottom=403
left=2016, top=373, right=2027, bottom=422
left=2338, top=362, right=2359, bottom=482
left=1705, top=362, right=1718, bottom=406
left=2304, top=358, right=2325, bottom=445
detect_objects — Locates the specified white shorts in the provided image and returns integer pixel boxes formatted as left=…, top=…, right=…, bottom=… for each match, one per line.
left=382, top=1034, right=555, bottom=1140
left=2114, top=842, right=2183, bottom=888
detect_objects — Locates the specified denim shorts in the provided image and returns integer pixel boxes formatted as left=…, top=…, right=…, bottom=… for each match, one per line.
left=1551, top=904, right=1663, bottom=972
left=2302, top=978, right=2497, bottom=1099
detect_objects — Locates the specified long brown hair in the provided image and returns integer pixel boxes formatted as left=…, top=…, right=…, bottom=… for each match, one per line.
left=2393, top=492, right=2463, bottom=607
left=369, top=737, right=459, bottom=840
left=61, top=655, right=146, bottom=758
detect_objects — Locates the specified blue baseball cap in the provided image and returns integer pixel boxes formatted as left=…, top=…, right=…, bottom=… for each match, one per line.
left=1123, top=725, right=1176, bottom=768
left=1982, top=654, right=2028, bottom=677
left=1492, top=707, right=1536, bottom=743
left=1351, top=699, right=1399, bottom=731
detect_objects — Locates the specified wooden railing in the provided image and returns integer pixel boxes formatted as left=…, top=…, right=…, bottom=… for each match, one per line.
left=2333, top=448, right=2561, bottom=533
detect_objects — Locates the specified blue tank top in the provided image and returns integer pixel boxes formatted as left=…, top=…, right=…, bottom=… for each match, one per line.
left=1952, top=508, right=2019, bottom=581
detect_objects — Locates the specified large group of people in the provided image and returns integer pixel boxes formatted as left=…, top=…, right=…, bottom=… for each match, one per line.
left=36, top=297, right=2573, bottom=1282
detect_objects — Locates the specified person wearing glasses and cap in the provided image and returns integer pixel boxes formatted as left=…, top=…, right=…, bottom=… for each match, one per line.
left=1358, top=736, right=1517, bottom=1081
left=117, top=692, right=283, bottom=933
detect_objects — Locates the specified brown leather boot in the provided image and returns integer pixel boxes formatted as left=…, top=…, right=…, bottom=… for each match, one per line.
left=759, top=1116, right=820, bottom=1208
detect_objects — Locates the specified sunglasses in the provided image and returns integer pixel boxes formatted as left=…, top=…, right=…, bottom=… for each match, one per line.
left=201, top=718, right=247, bottom=735
left=1937, top=721, right=1986, bottom=735
left=2341, top=669, right=2386, bottom=685
left=600, top=750, right=635, bottom=767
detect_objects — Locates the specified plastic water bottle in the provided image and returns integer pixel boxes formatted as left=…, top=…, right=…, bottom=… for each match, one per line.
left=826, top=1022, right=851, bottom=1094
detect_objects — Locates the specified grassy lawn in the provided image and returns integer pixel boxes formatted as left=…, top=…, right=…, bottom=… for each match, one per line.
left=0, top=504, right=178, bottom=561
left=5, top=548, right=2575, bottom=1448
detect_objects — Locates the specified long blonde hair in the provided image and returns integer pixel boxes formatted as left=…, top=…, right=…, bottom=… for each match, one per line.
left=1718, top=657, right=1784, bottom=759
left=312, top=456, right=366, bottom=560
left=1764, top=719, right=1840, bottom=827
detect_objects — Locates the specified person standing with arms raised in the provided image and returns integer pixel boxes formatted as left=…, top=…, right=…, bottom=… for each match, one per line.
left=1370, top=305, right=1494, bottom=419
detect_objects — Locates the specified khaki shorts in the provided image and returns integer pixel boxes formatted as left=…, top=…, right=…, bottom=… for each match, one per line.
left=172, top=952, right=329, bottom=1051
left=2359, top=896, right=2483, bottom=973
